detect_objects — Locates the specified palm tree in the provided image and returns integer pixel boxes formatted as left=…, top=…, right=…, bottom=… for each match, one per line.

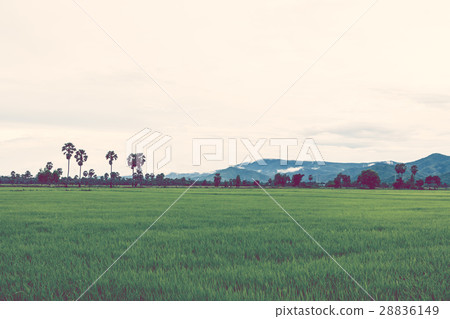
left=127, top=153, right=146, bottom=187
left=106, top=151, right=118, bottom=188
left=88, top=169, right=95, bottom=189
left=46, top=162, right=53, bottom=171
left=135, top=168, right=144, bottom=187
left=24, top=170, right=32, bottom=179
left=411, top=165, right=419, bottom=180
left=395, top=163, right=407, bottom=180
left=62, top=142, right=76, bottom=179
left=74, top=149, right=88, bottom=187
left=111, top=172, right=120, bottom=181
left=83, top=170, right=88, bottom=186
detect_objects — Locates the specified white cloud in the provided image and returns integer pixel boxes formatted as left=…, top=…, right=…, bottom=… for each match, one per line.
left=277, top=167, right=303, bottom=174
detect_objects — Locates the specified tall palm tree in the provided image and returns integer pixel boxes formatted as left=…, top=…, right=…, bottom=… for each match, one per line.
left=411, top=165, right=419, bottom=180
left=106, top=151, right=118, bottom=188
left=62, top=142, right=76, bottom=179
left=395, top=163, right=407, bottom=180
left=74, top=149, right=88, bottom=187
left=127, top=153, right=146, bottom=187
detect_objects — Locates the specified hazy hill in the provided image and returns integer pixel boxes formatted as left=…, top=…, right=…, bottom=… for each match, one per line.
left=166, top=153, right=450, bottom=184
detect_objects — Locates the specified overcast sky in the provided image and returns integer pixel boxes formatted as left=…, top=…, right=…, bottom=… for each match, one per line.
left=1, top=0, right=449, bottom=176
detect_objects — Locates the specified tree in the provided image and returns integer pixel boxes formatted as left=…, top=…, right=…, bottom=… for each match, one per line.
left=127, top=153, right=146, bottom=187
left=274, top=173, right=282, bottom=186
left=235, top=175, right=241, bottom=188
left=111, top=172, right=120, bottom=186
left=51, top=168, right=62, bottom=185
left=214, top=173, right=221, bottom=187
left=308, top=175, right=313, bottom=183
left=62, top=142, right=76, bottom=179
left=415, top=179, right=424, bottom=189
left=411, top=165, right=418, bottom=178
left=357, top=169, right=380, bottom=189
left=155, top=173, right=165, bottom=186
left=88, top=169, right=95, bottom=187
left=24, top=171, right=32, bottom=179
left=37, top=164, right=61, bottom=186
left=393, top=178, right=406, bottom=190
left=274, top=173, right=290, bottom=187
left=74, top=149, right=88, bottom=187
left=425, top=176, right=441, bottom=190
left=291, top=174, right=305, bottom=187
left=147, top=173, right=155, bottom=185
left=37, top=169, right=50, bottom=185
left=333, top=173, right=351, bottom=188
left=134, top=168, right=144, bottom=187
left=395, top=163, right=407, bottom=180
left=435, top=176, right=441, bottom=189
left=342, top=174, right=351, bottom=187
left=46, top=162, right=53, bottom=171
left=106, top=151, right=118, bottom=188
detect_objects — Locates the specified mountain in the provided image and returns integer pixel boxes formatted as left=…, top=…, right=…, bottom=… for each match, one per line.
left=204, top=167, right=270, bottom=182
left=166, top=153, right=450, bottom=184
left=407, top=153, right=450, bottom=181
left=165, top=172, right=210, bottom=180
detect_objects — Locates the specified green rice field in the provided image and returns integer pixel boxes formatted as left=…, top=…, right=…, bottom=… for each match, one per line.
left=0, top=187, right=448, bottom=301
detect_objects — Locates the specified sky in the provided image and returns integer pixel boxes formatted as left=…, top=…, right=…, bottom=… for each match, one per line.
left=1, top=0, right=450, bottom=176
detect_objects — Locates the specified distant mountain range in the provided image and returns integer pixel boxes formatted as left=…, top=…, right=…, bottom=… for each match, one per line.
left=166, top=153, right=450, bottom=184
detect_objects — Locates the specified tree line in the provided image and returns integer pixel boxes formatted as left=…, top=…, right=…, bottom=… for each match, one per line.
left=208, top=164, right=446, bottom=190
left=1, top=142, right=160, bottom=188
left=323, top=163, right=445, bottom=190
left=0, top=143, right=447, bottom=190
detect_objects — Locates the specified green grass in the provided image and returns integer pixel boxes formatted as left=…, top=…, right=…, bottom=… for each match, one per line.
left=0, top=187, right=448, bottom=301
